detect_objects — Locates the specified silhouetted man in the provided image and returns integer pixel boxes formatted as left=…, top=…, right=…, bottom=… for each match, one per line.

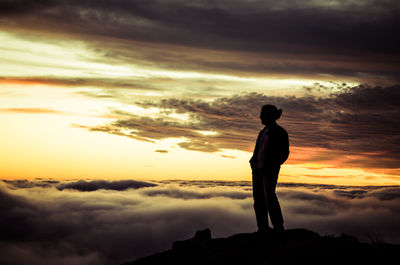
left=250, top=104, right=289, bottom=232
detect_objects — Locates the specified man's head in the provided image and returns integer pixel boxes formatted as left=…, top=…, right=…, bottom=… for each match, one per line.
left=260, top=104, right=282, bottom=126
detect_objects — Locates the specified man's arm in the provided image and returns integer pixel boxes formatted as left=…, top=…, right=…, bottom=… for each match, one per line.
left=249, top=130, right=263, bottom=171
left=278, top=129, right=290, bottom=165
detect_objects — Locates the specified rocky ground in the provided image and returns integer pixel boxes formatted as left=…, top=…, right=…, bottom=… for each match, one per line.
left=122, top=228, right=400, bottom=265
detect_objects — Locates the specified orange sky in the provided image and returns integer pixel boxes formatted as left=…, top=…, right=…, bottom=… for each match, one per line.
left=0, top=2, right=399, bottom=186
left=0, top=79, right=398, bottom=185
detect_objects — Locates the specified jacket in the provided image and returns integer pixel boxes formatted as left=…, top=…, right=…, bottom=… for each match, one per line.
left=250, top=123, right=289, bottom=172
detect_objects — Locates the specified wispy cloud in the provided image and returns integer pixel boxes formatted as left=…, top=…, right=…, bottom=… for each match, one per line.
left=0, top=107, right=62, bottom=114
left=81, top=84, right=400, bottom=171
left=155, top=149, right=168, bottom=153
left=0, top=76, right=163, bottom=91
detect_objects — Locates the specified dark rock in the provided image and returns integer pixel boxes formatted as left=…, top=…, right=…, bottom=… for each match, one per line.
left=122, top=228, right=400, bottom=265
left=194, top=228, right=211, bottom=240
left=172, top=228, right=211, bottom=250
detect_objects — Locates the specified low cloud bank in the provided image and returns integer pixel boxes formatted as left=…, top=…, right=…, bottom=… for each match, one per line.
left=1, top=179, right=400, bottom=265
left=56, top=179, right=157, bottom=191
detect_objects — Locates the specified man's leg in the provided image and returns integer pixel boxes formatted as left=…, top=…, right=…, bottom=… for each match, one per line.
left=252, top=171, right=269, bottom=231
left=263, top=168, right=284, bottom=230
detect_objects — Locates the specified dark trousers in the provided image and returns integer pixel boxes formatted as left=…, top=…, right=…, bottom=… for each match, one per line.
left=252, top=167, right=284, bottom=230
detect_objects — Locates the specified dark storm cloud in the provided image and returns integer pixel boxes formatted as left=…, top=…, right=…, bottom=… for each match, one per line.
left=87, top=84, right=400, bottom=169
left=1, top=180, right=400, bottom=265
left=1, top=0, right=399, bottom=80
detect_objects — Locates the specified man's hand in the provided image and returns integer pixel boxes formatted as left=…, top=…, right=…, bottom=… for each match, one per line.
left=249, top=157, right=256, bottom=171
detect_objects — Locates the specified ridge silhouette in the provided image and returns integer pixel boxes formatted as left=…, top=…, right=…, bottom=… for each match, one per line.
left=122, top=228, right=400, bottom=265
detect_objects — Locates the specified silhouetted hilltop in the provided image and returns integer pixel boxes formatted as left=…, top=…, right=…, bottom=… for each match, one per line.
left=122, top=228, right=400, bottom=265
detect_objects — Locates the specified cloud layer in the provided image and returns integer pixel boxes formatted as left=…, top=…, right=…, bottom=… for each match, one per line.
left=1, top=179, right=400, bottom=265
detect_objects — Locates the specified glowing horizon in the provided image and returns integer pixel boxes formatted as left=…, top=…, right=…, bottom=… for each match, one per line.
left=1, top=80, right=398, bottom=185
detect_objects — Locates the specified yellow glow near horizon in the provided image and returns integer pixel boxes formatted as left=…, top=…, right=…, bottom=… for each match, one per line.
left=0, top=111, right=248, bottom=181
left=0, top=83, right=248, bottom=181
left=280, top=164, right=400, bottom=186
left=1, top=83, right=399, bottom=185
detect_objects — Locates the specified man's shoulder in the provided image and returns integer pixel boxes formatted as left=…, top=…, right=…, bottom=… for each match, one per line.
left=270, top=123, right=288, bottom=135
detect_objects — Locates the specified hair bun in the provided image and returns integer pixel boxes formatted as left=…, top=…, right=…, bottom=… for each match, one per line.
left=261, top=104, right=283, bottom=121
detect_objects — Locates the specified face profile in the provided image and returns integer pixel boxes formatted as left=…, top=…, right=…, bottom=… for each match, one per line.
left=260, top=110, right=275, bottom=126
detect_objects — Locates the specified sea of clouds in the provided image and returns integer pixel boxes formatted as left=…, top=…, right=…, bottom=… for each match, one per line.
left=1, top=179, right=400, bottom=265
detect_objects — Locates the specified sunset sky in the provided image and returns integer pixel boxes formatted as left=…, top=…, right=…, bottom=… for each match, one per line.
left=1, top=1, right=400, bottom=264
left=1, top=0, right=399, bottom=185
